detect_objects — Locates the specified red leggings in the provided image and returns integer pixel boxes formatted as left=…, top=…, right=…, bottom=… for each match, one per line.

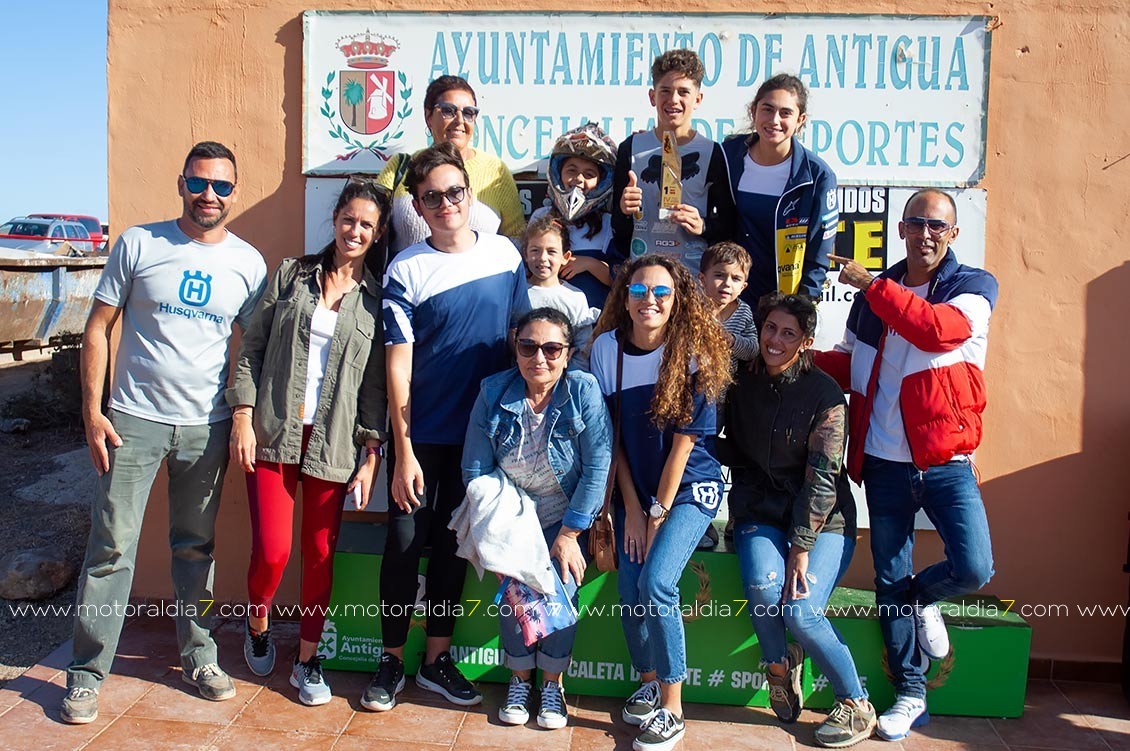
left=246, top=435, right=346, bottom=643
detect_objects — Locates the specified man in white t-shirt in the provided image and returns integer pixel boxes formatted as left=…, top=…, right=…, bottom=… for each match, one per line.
left=816, top=190, right=998, bottom=743
left=61, top=142, right=267, bottom=725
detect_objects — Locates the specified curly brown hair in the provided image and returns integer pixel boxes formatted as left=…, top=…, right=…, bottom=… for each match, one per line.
left=593, top=255, right=732, bottom=427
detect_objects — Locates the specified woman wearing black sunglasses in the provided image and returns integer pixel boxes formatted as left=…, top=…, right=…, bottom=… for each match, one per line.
left=588, top=255, right=731, bottom=751
left=461, top=306, right=612, bottom=730
left=376, top=75, right=524, bottom=255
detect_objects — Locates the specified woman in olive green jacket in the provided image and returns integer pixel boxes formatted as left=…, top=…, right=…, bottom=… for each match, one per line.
left=226, top=180, right=389, bottom=706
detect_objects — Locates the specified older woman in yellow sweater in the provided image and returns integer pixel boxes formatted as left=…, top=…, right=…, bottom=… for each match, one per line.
left=377, top=75, right=524, bottom=256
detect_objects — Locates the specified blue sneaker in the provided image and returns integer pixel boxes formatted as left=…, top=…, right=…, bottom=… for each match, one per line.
left=243, top=622, right=275, bottom=677
left=290, top=656, right=332, bottom=706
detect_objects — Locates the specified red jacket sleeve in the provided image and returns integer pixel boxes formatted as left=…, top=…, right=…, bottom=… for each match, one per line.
left=813, top=350, right=851, bottom=389
left=865, top=278, right=972, bottom=352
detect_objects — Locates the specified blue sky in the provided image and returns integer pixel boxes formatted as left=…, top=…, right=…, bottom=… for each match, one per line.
left=0, top=2, right=108, bottom=223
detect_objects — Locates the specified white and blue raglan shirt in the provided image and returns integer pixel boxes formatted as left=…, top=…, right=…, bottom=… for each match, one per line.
left=94, top=220, right=267, bottom=425
left=383, top=232, right=529, bottom=445
left=589, top=330, right=724, bottom=517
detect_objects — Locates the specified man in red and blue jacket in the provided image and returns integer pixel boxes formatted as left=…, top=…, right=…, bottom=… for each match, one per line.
left=816, top=189, right=997, bottom=743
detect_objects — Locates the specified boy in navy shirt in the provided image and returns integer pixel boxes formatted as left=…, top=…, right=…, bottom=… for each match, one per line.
left=369, top=142, right=528, bottom=713
left=612, top=49, right=737, bottom=273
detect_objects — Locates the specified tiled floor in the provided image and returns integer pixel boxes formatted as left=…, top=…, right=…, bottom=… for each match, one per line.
left=1, top=616, right=1126, bottom=750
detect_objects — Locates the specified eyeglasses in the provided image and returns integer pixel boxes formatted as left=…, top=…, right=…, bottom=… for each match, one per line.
left=515, top=339, right=570, bottom=360
left=902, top=216, right=954, bottom=236
left=418, top=186, right=468, bottom=210
left=627, top=283, right=673, bottom=301
left=182, top=176, right=235, bottom=197
left=432, top=103, right=480, bottom=122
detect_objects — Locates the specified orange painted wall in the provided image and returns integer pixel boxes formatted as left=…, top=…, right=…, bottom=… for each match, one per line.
left=108, top=0, right=1130, bottom=663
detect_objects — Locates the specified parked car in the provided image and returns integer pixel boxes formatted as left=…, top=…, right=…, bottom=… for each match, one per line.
left=0, top=217, right=95, bottom=255
left=27, top=213, right=106, bottom=251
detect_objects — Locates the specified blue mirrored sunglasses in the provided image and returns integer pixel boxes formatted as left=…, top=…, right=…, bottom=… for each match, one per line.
left=627, top=283, right=673, bottom=300
left=183, top=176, right=235, bottom=197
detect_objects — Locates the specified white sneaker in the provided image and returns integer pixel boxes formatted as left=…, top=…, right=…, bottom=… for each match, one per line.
left=498, top=676, right=532, bottom=725
left=914, top=603, right=951, bottom=660
left=877, top=695, right=929, bottom=741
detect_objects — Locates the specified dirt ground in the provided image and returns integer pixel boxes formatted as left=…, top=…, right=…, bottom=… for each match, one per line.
left=0, top=352, right=93, bottom=683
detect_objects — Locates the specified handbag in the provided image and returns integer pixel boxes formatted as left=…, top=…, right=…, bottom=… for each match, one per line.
left=589, top=334, right=624, bottom=572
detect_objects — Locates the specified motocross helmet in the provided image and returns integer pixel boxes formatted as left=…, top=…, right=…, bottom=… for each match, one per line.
left=547, top=122, right=618, bottom=221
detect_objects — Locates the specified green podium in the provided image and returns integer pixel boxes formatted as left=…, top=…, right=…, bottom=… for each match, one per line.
left=319, top=529, right=1028, bottom=718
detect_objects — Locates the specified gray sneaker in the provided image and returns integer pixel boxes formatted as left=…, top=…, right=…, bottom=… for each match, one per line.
left=766, top=642, right=804, bottom=723
left=60, top=686, right=99, bottom=724
left=181, top=663, right=236, bottom=701
left=815, top=698, right=877, bottom=748
left=290, top=656, right=332, bottom=706
left=243, top=623, right=276, bottom=677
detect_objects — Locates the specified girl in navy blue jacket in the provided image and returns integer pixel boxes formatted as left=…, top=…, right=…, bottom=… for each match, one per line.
left=722, top=74, right=840, bottom=304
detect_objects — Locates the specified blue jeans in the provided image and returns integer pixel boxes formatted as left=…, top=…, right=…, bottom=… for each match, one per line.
left=68, top=409, right=230, bottom=688
left=614, top=500, right=710, bottom=684
left=735, top=523, right=866, bottom=700
left=498, top=523, right=589, bottom=674
left=863, top=455, right=994, bottom=699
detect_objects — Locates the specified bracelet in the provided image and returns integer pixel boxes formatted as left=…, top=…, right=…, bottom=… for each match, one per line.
left=366, top=444, right=384, bottom=459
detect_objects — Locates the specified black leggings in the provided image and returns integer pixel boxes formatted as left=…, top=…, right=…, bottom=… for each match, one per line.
left=379, top=442, right=468, bottom=647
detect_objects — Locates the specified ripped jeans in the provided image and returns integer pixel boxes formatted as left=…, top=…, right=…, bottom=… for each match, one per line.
left=735, top=522, right=866, bottom=701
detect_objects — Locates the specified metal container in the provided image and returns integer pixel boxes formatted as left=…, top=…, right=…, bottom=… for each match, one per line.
left=0, top=255, right=107, bottom=357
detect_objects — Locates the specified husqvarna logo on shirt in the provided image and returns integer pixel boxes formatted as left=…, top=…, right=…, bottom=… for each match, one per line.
left=179, top=270, right=213, bottom=307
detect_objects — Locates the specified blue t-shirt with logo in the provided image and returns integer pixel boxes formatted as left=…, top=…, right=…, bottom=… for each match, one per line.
left=589, top=330, right=723, bottom=516
left=383, top=232, right=529, bottom=445
left=94, top=220, right=268, bottom=425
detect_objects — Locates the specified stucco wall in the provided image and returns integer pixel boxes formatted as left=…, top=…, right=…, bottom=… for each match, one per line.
left=107, top=0, right=1130, bottom=663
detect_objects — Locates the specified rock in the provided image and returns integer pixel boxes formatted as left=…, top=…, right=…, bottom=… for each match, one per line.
left=0, top=546, right=73, bottom=600
left=0, top=418, right=31, bottom=434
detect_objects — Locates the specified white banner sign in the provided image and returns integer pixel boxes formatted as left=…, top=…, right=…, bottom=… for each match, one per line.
left=303, top=11, right=991, bottom=185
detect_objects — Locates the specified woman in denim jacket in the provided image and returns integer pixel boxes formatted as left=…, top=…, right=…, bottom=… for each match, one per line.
left=461, top=307, right=612, bottom=731
left=226, top=180, right=389, bottom=706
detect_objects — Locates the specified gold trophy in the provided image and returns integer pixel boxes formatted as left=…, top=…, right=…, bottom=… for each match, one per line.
left=657, top=131, right=681, bottom=220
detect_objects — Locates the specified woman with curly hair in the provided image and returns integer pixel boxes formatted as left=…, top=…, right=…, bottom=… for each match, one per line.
left=588, top=254, right=731, bottom=751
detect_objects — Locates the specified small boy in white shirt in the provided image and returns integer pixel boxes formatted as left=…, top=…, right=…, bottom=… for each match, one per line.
left=523, top=214, right=599, bottom=370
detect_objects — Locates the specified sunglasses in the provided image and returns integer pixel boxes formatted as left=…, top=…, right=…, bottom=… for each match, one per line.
left=418, top=185, right=468, bottom=210
left=182, top=175, right=235, bottom=197
left=432, top=102, right=480, bottom=122
left=902, top=216, right=954, bottom=236
left=627, top=283, right=673, bottom=300
left=516, top=339, right=570, bottom=360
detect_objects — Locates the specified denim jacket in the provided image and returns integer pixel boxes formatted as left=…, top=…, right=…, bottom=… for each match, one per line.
left=226, top=257, right=387, bottom=483
left=462, top=368, right=612, bottom=531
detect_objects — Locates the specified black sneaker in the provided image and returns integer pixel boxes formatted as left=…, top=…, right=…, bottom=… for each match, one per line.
left=766, top=642, right=804, bottom=723
left=360, top=653, right=405, bottom=712
left=415, top=651, right=482, bottom=706
left=621, top=679, right=661, bottom=726
left=632, top=707, right=685, bottom=751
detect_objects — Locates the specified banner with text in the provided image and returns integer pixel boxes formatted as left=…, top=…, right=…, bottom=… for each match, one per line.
left=303, top=11, right=991, bottom=185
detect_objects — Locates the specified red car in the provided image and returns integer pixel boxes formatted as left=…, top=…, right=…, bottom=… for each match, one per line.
left=28, top=213, right=106, bottom=251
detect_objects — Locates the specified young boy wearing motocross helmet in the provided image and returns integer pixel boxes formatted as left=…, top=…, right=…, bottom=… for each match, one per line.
left=530, top=122, right=621, bottom=309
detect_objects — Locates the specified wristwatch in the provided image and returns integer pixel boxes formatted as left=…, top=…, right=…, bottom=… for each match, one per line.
left=649, top=501, right=669, bottom=520
left=365, top=443, right=384, bottom=459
